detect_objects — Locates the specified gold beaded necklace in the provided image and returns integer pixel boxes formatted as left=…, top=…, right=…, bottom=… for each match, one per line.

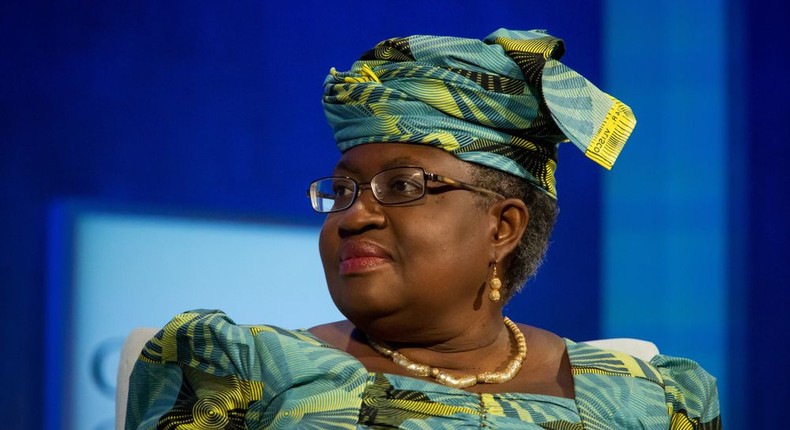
left=366, top=317, right=527, bottom=389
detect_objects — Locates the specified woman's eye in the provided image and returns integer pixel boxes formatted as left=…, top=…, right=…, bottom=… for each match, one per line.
left=389, top=178, right=422, bottom=195
left=332, top=183, right=353, bottom=197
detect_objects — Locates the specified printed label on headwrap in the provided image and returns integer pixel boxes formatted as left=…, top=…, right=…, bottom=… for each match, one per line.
left=585, top=99, right=636, bottom=170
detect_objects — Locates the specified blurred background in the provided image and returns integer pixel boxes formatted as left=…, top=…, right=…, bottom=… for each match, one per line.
left=2, top=0, right=787, bottom=428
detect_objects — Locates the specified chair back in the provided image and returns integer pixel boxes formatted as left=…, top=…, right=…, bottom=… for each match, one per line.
left=581, top=338, right=659, bottom=361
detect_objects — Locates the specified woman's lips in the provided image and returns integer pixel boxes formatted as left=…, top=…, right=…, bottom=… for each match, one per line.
left=339, top=241, right=391, bottom=275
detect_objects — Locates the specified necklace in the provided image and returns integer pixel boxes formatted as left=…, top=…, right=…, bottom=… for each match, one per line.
left=366, top=317, right=527, bottom=389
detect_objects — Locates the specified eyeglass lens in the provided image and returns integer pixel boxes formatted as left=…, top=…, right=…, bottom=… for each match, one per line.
left=309, top=167, right=427, bottom=213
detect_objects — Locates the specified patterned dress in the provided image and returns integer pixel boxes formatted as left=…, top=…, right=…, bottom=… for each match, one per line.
left=125, top=310, right=720, bottom=429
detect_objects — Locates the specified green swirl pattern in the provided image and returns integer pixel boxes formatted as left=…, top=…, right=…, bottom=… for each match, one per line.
left=126, top=310, right=719, bottom=429
left=322, top=29, right=636, bottom=198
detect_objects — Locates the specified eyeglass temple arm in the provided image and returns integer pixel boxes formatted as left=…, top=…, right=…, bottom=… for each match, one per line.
left=427, top=173, right=505, bottom=199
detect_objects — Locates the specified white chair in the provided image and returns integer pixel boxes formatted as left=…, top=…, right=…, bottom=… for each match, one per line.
left=114, top=328, right=658, bottom=430
left=581, top=338, right=659, bottom=361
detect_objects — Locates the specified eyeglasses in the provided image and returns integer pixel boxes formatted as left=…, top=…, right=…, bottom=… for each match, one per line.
left=307, top=166, right=504, bottom=213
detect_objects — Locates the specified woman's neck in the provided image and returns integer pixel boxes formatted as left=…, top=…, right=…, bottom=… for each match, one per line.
left=362, top=314, right=514, bottom=373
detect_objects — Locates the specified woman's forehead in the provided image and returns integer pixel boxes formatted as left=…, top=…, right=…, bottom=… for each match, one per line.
left=334, top=143, right=463, bottom=174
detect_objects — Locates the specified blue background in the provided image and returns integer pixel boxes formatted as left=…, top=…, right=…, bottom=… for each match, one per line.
left=1, top=1, right=788, bottom=428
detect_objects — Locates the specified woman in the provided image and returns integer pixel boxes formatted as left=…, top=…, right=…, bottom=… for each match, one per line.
left=125, top=29, right=720, bottom=429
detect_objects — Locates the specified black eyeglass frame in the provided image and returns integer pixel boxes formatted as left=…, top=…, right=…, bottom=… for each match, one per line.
left=306, top=166, right=505, bottom=213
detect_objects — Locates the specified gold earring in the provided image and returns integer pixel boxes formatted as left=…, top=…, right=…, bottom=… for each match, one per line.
left=489, top=265, right=502, bottom=302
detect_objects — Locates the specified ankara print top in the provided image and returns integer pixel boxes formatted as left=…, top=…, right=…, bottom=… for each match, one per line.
left=125, top=310, right=720, bottom=429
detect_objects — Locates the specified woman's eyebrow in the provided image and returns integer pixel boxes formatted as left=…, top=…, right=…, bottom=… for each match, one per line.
left=333, top=160, right=359, bottom=175
left=381, top=156, right=421, bottom=170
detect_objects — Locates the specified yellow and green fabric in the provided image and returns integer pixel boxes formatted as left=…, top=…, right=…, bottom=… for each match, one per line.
left=125, top=310, right=720, bottom=429
left=322, top=29, right=636, bottom=198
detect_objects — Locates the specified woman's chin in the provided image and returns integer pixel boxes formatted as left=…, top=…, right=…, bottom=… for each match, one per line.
left=330, top=292, right=402, bottom=328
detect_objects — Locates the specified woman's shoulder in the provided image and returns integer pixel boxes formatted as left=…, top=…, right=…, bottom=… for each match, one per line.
left=565, top=339, right=720, bottom=428
left=564, top=338, right=666, bottom=383
left=127, top=310, right=372, bottom=428
left=139, top=309, right=333, bottom=370
left=649, top=354, right=721, bottom=427
left=564, top=338, right=719, bottom=391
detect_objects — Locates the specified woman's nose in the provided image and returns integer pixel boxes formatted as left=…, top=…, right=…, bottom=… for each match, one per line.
left=335, top=187, right=386, bottom=233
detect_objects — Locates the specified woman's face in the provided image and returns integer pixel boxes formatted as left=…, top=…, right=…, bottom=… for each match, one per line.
left=318, top=143, right=498, bottom=340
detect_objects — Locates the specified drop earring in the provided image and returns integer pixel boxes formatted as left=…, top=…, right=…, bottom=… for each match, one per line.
left=489, top=264, right=502, bottom=302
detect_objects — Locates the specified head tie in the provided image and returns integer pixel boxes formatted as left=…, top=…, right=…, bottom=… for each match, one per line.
left=322, top=29, right=636, bottom=198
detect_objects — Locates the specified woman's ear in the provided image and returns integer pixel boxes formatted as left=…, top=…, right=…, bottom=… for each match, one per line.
left=488, top=198, right=529, bottom=260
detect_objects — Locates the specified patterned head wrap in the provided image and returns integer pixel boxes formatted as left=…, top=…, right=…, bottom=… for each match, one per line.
left=322, top=29, right=636, bottom=198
